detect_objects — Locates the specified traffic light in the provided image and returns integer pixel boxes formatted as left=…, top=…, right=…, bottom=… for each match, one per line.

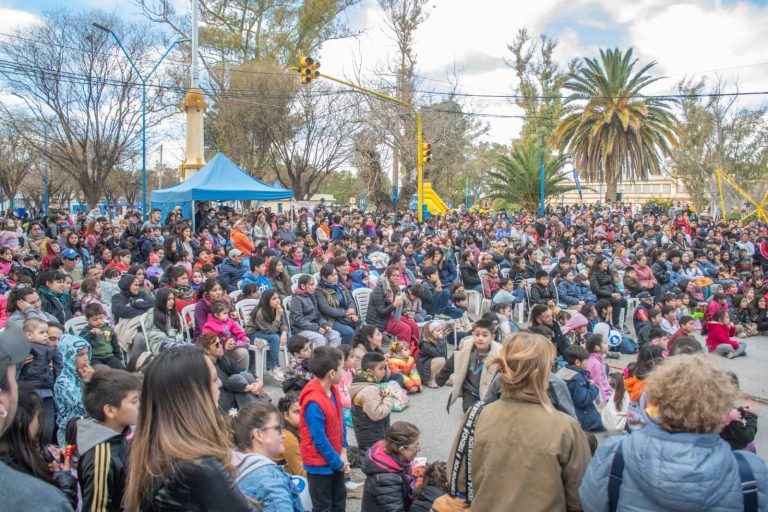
left=298, top=56, right=320, bottom=84
left=421, top=141, right=432, bottom=164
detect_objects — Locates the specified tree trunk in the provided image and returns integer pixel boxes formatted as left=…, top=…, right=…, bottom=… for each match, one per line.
left=605, top=176, right=618, bottom=203
left=82, top=181, right=102, bottom=212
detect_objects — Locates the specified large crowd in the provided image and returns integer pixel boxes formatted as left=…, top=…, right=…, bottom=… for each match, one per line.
left=0, top=199, right=768, bottom=511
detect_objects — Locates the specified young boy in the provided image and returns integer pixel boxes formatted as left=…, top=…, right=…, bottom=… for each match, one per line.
left=450, top=292, right=472, bottom=343
left=77, top=367, right=141, bottom=512
left=435, top=319, right=501, bottom=412
left=79, top=303, right=125, bottom=370
left=348, top=352, right=394, bottom=451
left=282, top=334, right=313, bottom=393
left=492, top=277, right=518, bottom=305
left=556, top=345, right=602, bottom=432
left=529, top=270, right=556, bottom=307
left=632, top=291, right=655, bottom=334
left=54, top=333, right=93, bottom=446
left=659, top=305, right=679, bottom=336
left=491, top=302, right=520, bottom=338
left=19, top=317, right=61, bottom=445
left=637, top=308, right=663, bottom=346
left=298, top=345, right=349, bottom=511
left=669, top=315, right=697, bottom=353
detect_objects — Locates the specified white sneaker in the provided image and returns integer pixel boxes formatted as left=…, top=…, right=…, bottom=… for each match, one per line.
left=271, top=367, right=285, bottom=381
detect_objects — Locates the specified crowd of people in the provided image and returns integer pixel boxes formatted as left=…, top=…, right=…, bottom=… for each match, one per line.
left=0, top=199, right=767, bottom=511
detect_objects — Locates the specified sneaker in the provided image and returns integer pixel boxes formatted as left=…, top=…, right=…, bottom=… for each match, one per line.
left=270, top=367, right=285, bottom=381
left=606, top=351, right=621, bottom=359
left=726, top=351, right=737, bottom=359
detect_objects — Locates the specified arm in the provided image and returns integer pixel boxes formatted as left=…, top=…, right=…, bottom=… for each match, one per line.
left=360, top=385, right=394, bottom=421
left=435, top=354, right=455, bottom=387
left=304, top=402, right=345, bottom=470
left=283, top=432, right=307, bottom=477
left=568, top=376, right=599, bottom=408
left=78, top=442, right=117, bottom=512
left=315, top=290, right=347, bottom=319
left=290, top=296, right=319, bottom=331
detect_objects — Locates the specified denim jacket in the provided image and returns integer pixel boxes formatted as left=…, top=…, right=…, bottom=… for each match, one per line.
left=233, top=451, right=305, bottom=512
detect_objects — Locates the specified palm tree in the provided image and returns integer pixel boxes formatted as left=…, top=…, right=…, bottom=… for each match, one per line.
left=551, top=48, right=678, bottom=201
left=486, top=143, right=577, bottom=211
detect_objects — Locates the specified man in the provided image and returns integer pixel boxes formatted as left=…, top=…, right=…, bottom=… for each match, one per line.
left=0, top=326, right=73, bottom=511
left=140, top=208, right=162, bottom=232
left=275, top=218, right=296, bottom=244
left=60, top=248, right=84, bottom=286
left=219, top=249, right=248, bottom=292
left=289, top=274, right=341, bottom=348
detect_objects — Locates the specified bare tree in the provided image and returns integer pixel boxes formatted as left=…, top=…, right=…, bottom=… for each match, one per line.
left=0, top=128, right=36, bottom=209
left=0, top=9, right=176, bottom=209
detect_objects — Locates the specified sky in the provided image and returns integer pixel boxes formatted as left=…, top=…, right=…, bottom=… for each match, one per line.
left=3, top=0, right=768, bottom=165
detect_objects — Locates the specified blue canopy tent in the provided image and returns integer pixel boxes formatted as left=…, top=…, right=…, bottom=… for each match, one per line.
left=150, top=153, right=294, bottom=228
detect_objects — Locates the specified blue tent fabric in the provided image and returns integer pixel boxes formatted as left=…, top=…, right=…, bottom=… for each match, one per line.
left=150, top=153, right=293, bottom=221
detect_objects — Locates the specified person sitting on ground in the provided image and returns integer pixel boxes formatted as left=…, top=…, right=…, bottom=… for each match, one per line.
left=417, top=321, right=448, bottom=389
left=706, top=310, right=747, bottom=358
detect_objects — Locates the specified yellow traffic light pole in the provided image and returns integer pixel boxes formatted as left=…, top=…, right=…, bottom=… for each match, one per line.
left=292, top=59, right=425, bottom=221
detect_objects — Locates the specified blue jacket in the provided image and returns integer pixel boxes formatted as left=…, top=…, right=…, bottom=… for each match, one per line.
left=557, top=280, right=583, bottom=306
left=240, top=271, right=273, bottom=293
left=556, top=365, right=602, bottom=431
left=220, top=259, right=247, bottom=292
left=437, top=259, right=457, bottom=287
left=234, top=452, right=305, bottom=512
left=580, top=425, right=768, bottom=511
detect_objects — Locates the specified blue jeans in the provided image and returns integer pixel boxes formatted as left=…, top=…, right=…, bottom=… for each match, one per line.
left=250, top=331, right=281, bottom=369
left=426, top=289, right=451, bottom=316
left=617, top=335, right=638, bottom=354
left=332, top=321, right=355, bottom=345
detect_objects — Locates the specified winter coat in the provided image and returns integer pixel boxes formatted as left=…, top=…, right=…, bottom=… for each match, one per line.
left=240, top=271, right=273, bottom=293
left=233, top=451, right=305, bottom=512
left=315, top=281, right=357, bottom=327
left=230, top=227, right=255, bottom=255
left=213, top=355, right=258, bottom=411
left=558, top=279, right=583, bottom=306
left=110, top=274, right=155, bottom=321
left=18, top=341, right=61, bottom=390
left=579, top=424, right=768, bottom=512
left=220, top=259, right=248, bottom=292
left=202, top=316, right=248, bottom=344
left=437, top=259, right=457, bottom=286
left=721, top=409, right=758, bottom=451
left=365, top=283, right=397, bottom=331
left=481, top=272, right=500, bottom=299
left=589, top=269, right=617, bottom=298
left=54, top=334, right=91, bottom=446
left=417, top=336, right=448, bottom=383
left=651, top=260, right=670, bottom=284
left=705, top=321, right=739, bottom=352
left=245, top=307, right=288, bottom=336
left=143, top=309, right=185, bottom=354
left=586, top=352, right=612, bottom=406
left=350, top=269, right=370, bottom=291
left=349, top=379, right=393, bottom=451
left=76, top=418, right=130, bottom=512
left=139, top=456, right=254, bottom=511
left=436, top=337, right=501, bottom=412
left=252, top=223, right=272, bottom=246
left=387, top=355, right=421, bottom=392
left=361, top=441, right=415, bottom=512
left=290, top=291, right=329, bottom=332
left=409, top=485, right=446, bottom=512
left=38, top=287, right=74, bottom=324
left=634, top=265, right=656, bottom=290
left=556, top=365, right=603, bottom=431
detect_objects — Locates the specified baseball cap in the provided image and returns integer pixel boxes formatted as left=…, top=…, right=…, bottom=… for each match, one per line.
left=637, top=291, right=653, bottom=300
left=0, top=326, right=31, bottom=378
left=61, top=248, right=80, bottom=260
left=228, top=249, right=244, bottom=258
left=23, top=254, right=38, bottom=262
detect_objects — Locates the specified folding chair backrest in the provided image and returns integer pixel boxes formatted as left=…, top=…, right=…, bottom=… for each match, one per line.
left=64, top=316, right=88, bottom=336
left=235, top=299, right=260, bottom=327
left=352, top=288, right=373, bottom=321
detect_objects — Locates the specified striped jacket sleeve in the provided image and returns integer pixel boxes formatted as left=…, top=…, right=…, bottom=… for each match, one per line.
left=78, top=442, right=113, bottom=512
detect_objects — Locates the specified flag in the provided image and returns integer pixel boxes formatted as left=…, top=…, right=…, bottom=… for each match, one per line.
left=573, top=169, right=583, bottom=203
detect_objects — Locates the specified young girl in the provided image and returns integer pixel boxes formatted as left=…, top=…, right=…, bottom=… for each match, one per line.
left=585, top=334, right=612, bottom=406
left=231, top=401, right=305, bottom=511
left=351, top=325, right=384, bottom=370
left=276, top=392, right=305, bottom=477
left=751, top=295, right=768, bottom=332
left=361, top=422, right=420, bottom=512
left=339, top=344, right=355, bottom=426
left=388, top=341, right=422, bottom=393
left=417, top=321, right=447, bottom=389
left=190, top=270, right=205, bottom=293
left=731, top=294, right=758, bottom=337
left=239, top=283, right=261, bottom=301
left=562, top=312, right=589, bottom=347
left=201, top=301, right=250, bottom=369
left=625, top=344, right=665, bottom=431
left=410, top=461, right=448, bottom=512
left=600, top=371, right=628, bottom=435
left=79, top=277, right=114, bottom=327
left=706, top=310, right=747, bottom=358
left=580, top=303, right=598, bottom=333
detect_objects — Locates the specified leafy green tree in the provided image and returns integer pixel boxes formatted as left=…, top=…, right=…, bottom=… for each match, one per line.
left=551, top=48, right=678, bottom=201
left=486, top=143, right=577, bottom=212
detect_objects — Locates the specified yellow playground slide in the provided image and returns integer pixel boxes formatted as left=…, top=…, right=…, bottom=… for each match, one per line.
left=422, top=182, right=448, bottom=216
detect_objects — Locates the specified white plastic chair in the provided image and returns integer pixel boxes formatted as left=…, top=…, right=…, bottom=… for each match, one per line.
left=291, top=273, right=311, bottom=289
left=235, top=299, right=260, bottom=327
left=180, top=304, right=197, bottom=341
left=229, top=289, right=243, bottom=302
left=64, top=316, right=88, bottom=335
left=352, top=288, right=373, bottom=322
left=464, top=289, right=482, bottom=317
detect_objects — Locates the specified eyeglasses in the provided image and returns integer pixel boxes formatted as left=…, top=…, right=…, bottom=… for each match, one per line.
left=258, top=424, right=284, bottom=434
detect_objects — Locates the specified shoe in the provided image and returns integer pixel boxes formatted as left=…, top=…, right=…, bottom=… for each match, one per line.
left=726, top=351, right=737, bottom=359
left=606, top=351, right=621, bottom=359
left=270, top=367, right=285, bottom=381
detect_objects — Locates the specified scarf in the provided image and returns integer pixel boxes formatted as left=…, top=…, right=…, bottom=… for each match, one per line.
left=38, top=285, right=67, bottom=305
left=322, top=280, right=347, bottom=308
left=354, top=369, right=378, bottom=383
left=172, top=283, right=195, bottom=301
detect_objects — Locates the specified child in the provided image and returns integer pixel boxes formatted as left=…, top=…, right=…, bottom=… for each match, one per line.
left=481, top=261, right=500, bottom=300
left=145, top=253, right=165, bottom=285
left=706, top=310, right=747, bottom=358
left=491, top=302, right=520, bottom=338
left=703, top=292, right=729, bottom=329
left=298, top=346, right=349, bottom=510
left=562, top=312, right=589, bottom=347
left=632, top=291, right=655, bottom=334
left=600, top=372, right=628, bottom=435
left=54, top=334, right=93, bottom=446
left=239, top=282, right=261, bottom=301
left=417, top=321, right=448, bottom=388
left=283, top=334, right=313, bottom=393
left=720, top=373, right=758, bottom=452
left=201, top=300, right=249, bottom=369
left=731, top=294, right=758, bottom=337
left=361, top=421, right=420, bottom=512
left=659, top=305, right=678, bottom=336
left=189, top=269, right=204, bottom=293
left=79, top=303, right=125, bottom=370
left=349, top=352, right=394, bottom=451
left=668, top=315, right=696, bottom=353
left=492, top=277, right=518, bottom=305
left=77, top=367, right=141, bottom=512
left=529, top=270, right=557, bottom=308
left=435, top=319, right=501, bottom=412
left=19, top=317, right=61, bottom=445
left=338, top=345, right=355, bottom=427
left=637, top=308, right=663, bottom=346
left=625, top=344, right=665, bottom=432
left=585, top=333, right=612, bottom=406
left=450, top=293, right=472, bottom=343
left=276, top=392, right=306, bottom=477
left=410, top=461, right=448, bottom=512
left=556, top=345, right=602, bottom=432
left=387, top=341, right=422, bottom=393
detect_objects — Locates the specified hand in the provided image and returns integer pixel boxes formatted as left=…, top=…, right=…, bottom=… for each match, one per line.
left=248, top=380, right=264, bottom=396
left=612, top=293, right=621, bottom=299
left=347, top=307, right=356, bottom=316
left=21, top=354, right=34, bottom=368
left=280, top=333, right=287, bottom=346
left=728, top=408, right=743, bottom=423
left=225, top=339, right=236, bottom=351
left=349, top=314, right=359, bottom=322
left=743, top=405, right=758, bottom=417
left=380, top=388, right=390, bottom=398
left=393, top=297, right=404, bottom=307
left=49, top=451, right=71, bottom=473
left=78, top=364, right=95, bottom=382
left=318, top=326, right=327, bottom=334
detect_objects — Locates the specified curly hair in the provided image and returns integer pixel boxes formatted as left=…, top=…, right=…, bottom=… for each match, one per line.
left=645, top=354, right=736, bottom=434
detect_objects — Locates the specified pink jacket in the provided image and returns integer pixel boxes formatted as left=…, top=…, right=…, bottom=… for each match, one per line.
left=339, top=368, right=354, bottom=410
left=586, top=352, right=612, bottom=406
left=0, top=295, right=7, bottom=329
left=202, top=315, right=248, bottom=346
left=634, top=265, right=656, bottom=290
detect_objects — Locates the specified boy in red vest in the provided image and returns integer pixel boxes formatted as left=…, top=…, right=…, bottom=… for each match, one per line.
left=299, top=346, right=349, bottom=511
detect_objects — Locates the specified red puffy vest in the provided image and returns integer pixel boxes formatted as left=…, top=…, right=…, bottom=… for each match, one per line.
left=299, top=378, right=344, bottom=467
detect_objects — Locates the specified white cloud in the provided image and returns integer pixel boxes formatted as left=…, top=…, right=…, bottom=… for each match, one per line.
left=0, top=7, right=40, bottom=33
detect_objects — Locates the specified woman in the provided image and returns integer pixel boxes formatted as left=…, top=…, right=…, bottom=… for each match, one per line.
left=111, top=274, right=155, bottom=360
left=633, top=254, right=657, bottom=293
left=35, top=270, right=73, bottom=324
left=448, top=332, right=590, bottom=512
left=123, top=345, right=256, bottom=511
left=366, top=266, right=419, bottom=354
left=199, top=332, right=265, bottom=411
left=193, top=278, right=234, bottom=339
left=612, top=246, right=629, bottom=271
left=588, top=256, right=627, bottom=327
left=231, top=401, right=305, bottom=511
left=143, top=288, right=186, bottom=354
left=63, top=232, right=91, bottom=267
left=283, top=246, right=307, bottom=278
left=334, top=255, right=355, bottom=290
left=253, top=212, right=272, bottom=248
left=245, top=289, right=289, bottom=381
left=458, top=251, right=482, bottom=292
left=230, top=220, right=256, bottom=256
left=580, top=355, right=768, bottom=510
left=315, top=264, right=359, bottom=345
left=4, top=287, right=55, bottom=330
left=25, top=222, right=47, bottom=257
left=165, top=265, right=197, bottom=314
left=361, top=422, right=421, bottom=512
left=177, top=224, right=200, bottom=263
left=429, top=248, right=456, bottom=287
left=94, top=245, right=112, bottom=267
left=305, top=247, right=327, bottom=275
left=267, top=259, right=292, bottom=299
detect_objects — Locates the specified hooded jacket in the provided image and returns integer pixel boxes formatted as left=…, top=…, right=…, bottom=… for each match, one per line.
left=361, top=441, right=414, bottom=512
left=76, top=418, right=130, bottom=512
left=54, top=334, right=91, bottom=446
left=349, top=377, right=393, bottom=451
left=579, top=424, right=768, bottom=511
left=350, top=269, right=369, bottom=291
left=233, top=451, right=305, bottom=512
left=220, top=258, right=247, bottom=292
left=555, top=365, right=603, bottom=432
left=705, top=321, right=739, bottom=352
left=110, top=274, right=155, bottom=321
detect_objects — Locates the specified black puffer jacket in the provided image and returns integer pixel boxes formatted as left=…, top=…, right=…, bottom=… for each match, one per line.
left=651, top=260, right=670, bottom=284
left=110, top=274, right=155, bottom=321
left=366, top=283, right=397, bottom=331
left=410, top=485, right=447, bottom=512
left=139, top=456, right=254, bottom=511
left=417, top=337, right=448, bottom=383
left=361, top=441, right=414, bottom=512
left=459, top=262, right=480, bottom=287
left=349, top=380, right=392, bottom=451
left=588, top=269, right=616, bottom=298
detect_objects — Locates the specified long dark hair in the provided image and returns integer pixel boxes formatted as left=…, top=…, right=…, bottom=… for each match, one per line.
left=352, top=324, right=380, bottom=352
left=154, top=287, right=181, bottom=332
left=253, top=288, right=279, bottom=324
left=0, top=384, right=52, bottom=483
left=267, top=258, right=290, bottom=288
left=6, top=287, right=38, bottom=314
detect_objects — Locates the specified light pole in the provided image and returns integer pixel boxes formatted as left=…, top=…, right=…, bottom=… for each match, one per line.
left=92, top=22, right=188, bottom=220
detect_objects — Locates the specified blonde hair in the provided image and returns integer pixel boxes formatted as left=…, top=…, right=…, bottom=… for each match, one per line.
left=490, top=332, right=555, bottom=411
left=390, top=340, right=409, bottom=355
left=645, top=354, right=736, bottom=434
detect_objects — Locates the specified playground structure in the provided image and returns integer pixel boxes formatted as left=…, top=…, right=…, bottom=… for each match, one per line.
left=716, top=167, right=768, bottom=223
left=422, top=183, right=448, bottom=216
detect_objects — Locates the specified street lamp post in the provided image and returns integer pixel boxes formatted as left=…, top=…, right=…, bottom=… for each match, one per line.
left=92, top=23, right=187, bottom=220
